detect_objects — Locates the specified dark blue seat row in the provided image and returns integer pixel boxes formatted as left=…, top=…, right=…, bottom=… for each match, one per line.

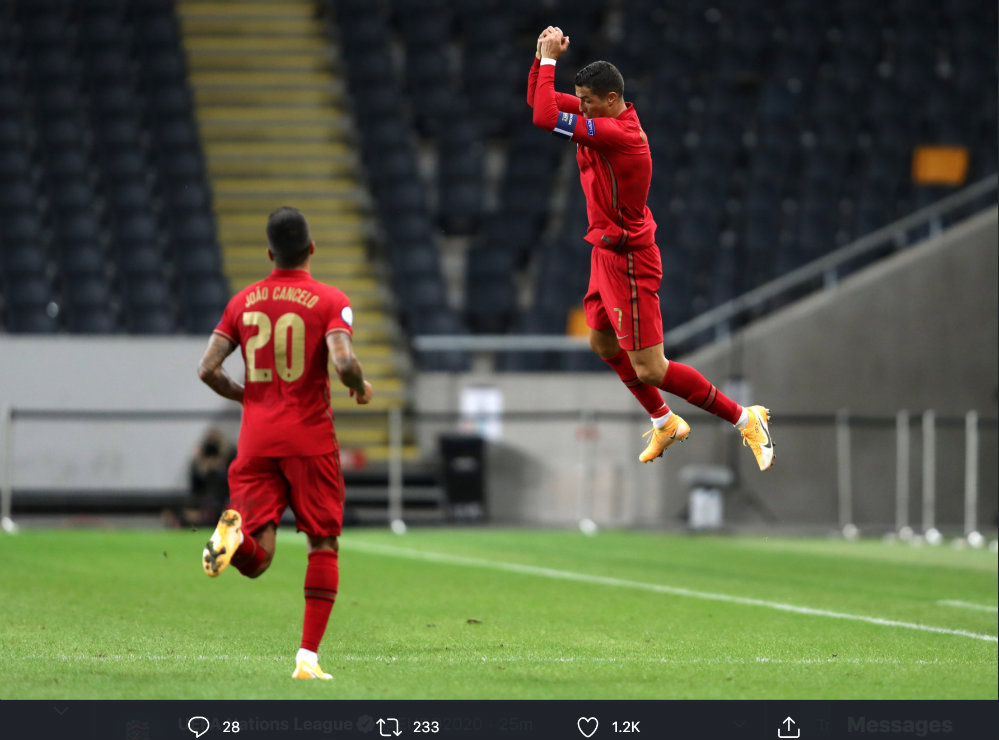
left=0, top=0, right=228, bottom=335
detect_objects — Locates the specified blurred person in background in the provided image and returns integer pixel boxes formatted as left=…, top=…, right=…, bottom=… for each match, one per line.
left=186, top=427, right=235, bottom=526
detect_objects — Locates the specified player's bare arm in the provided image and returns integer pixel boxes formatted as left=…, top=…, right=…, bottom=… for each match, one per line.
left=197, top=333, right=244, bottom=404
left=326, top=330, right=373, bottom=404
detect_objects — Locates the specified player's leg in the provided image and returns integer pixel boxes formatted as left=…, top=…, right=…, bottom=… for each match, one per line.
left=627, top=343, right=692, bottom=461
left=592, top=246, right=684, bottom=461
left=586, top=249, right=672, bottom=422
left=284, top=454, right=345, bottom=680
left=293, top=534, right=339, bottom=679
left=231, top=522, right=275, bottom=578
left=649, top=352, right=773, bottom=470
left=632, top=341, right=774, bottom=469
left=203, top=456, right=285, bottom=577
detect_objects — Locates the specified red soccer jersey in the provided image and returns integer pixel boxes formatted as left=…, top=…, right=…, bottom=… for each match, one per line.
left=528, top=59, right=657, bottom=252
left=214, top=268, right=353, bottom=457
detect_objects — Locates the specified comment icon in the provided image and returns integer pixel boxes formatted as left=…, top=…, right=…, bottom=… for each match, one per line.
left=187, top=716, right=210, bottom=738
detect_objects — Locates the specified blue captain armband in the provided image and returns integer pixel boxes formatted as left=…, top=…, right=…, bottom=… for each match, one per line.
left=552, top=111, right=577, bottom=139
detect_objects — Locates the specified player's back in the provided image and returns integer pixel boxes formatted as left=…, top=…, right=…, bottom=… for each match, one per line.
left=215, top=268, right=353, bottom=458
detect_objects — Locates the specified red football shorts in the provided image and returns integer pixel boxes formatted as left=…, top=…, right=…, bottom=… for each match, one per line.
left=227, top=453, right=345, bottom=538
left=583, top=244, right=664, bottom=351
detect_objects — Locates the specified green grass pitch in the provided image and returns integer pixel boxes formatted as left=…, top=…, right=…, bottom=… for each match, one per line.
left=0, top=527, right=995, bottom=700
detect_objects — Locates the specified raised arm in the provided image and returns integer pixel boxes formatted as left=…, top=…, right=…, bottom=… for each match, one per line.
left=326, top=330, right=373, bottom=405
left=197, top=333, right=244, bottom=403
left=527, top=26, right=579, bottom=111
left=530, top=28, right=582, bottom=130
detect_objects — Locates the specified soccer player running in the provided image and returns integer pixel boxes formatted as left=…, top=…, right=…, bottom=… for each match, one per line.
left=529, top=27, right=774, bottom=471
left=197, top=206, right=374, bottom=680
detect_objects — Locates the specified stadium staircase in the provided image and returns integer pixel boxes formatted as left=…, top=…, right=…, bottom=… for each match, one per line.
left=175, top=0, right=417, bottom=464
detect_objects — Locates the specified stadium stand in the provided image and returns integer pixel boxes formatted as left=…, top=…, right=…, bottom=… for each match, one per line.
left=327, top=0, right=996, bottom=372
left=2, top=0, right=995, bottom=370
left=0, top=0, right=228, bottom=335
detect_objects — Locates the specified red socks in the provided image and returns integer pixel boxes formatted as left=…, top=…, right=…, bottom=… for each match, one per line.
left=603, top=349, right=741, bottom=426
left=658, top=361, right=742, bottom=425
left=232, top=535, right=270, bottom=578
left=602, top=349, right=670, bottom=416
left=301, top=549, right=339, bottom=653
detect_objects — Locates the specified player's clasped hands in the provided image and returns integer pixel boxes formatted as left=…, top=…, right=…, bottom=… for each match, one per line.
left=537, top=25, right=569, bottom=59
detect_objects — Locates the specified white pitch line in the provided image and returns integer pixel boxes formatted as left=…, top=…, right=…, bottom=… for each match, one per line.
left=31, top=654, right=973, bottom=666
left=937, top=600, right=999, bottom=613
left=345, top=540, right=999, bottom=643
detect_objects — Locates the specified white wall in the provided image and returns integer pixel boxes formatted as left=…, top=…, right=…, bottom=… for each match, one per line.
left=0, top=336, right=244, bottom=494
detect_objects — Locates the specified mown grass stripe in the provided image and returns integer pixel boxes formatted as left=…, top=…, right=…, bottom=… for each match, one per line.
left=343, top=540, right=998, bottom=643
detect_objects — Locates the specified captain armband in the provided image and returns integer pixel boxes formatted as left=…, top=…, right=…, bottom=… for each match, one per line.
left=552, top=111, right=577, bottom=139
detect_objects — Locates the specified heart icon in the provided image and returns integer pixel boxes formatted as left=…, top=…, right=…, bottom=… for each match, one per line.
left=577, top=717, right=599, bottom=738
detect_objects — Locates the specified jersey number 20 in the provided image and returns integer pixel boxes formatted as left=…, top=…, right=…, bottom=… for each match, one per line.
left=243, top=311, right=306, bottom=382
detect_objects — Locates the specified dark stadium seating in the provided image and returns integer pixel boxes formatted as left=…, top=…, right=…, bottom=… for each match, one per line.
left=336, top=0, right=994, bottom=369
left=0, top=0, right=227, bottom=335
left=7, top=0, right=989, bottom=355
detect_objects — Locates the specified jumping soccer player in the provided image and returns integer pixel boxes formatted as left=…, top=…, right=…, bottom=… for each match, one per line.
left=197, top=206, right=374, bottom=679
left=529, top=27, right=774, bottom=470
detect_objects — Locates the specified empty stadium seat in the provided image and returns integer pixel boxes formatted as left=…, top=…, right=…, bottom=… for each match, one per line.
left=68, top=307, right=118, bottom=334
left=58, top=245, right=108, bottom=279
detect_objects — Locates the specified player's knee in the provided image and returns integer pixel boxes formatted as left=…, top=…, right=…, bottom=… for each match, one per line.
left=245, top=554, right=273, bottom=578
left=634, top=361, right=665, bottom=386
left=308, top=535, right=338, bottom=553
left=589, top=333, right=618, bottom=358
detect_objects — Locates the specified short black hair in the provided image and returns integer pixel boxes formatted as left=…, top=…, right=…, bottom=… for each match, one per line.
left=574, top=60, right=624, bottom=99
left=266, top=206, right=311, bottom=268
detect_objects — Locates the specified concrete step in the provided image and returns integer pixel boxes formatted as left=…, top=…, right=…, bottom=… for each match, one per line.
left=180, top=16, right=325, bottom=37
left=198, top=121, right=350, bottom=143
left=213, top=177, right=356, bottom=195
left=190, top=70, right=336, bottom=89
left=206, top=141, right=350, bottom=158
left=178, top=1, right=316, bottom=19
left=222, top=242, right=366, bottom=260
left=349, top=445, right=421, bottom=463
left=213, top=193, right=365, bottom=213
left=198, top=106, right=345, bottom=124
left=220, top=242, right=366, bottom=259
left=184, top=35, right=329, bottom=53
left=208, top=158, right=355, bottom=178
left=194, top=87, right=342, bottom=107
left=187, top=52, right=334, bottom=73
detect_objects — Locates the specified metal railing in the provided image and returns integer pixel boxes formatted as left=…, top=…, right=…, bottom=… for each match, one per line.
left=413, top=174, right=999, bottom=358
left=1, top=404, right=994, bottom=539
